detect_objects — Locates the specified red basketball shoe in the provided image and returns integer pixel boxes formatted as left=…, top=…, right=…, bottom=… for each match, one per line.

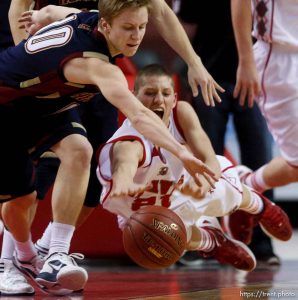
left=222, top=210, right=254, bottom=245
left=223, top=192, right=292, bottom=244
left=198, top=219, right=256, bottom=272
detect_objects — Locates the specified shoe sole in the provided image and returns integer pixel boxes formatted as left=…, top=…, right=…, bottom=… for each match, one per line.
left=36, top=266, right=88, bottom=291
left=259, top=223, right=292, bottom=242
left=57, top=266, right=88, bottom=290
left=0, top=290, right=35, bottom=296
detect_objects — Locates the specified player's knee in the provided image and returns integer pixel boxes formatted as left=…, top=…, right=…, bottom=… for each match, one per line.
left=59, top=139, right=93, bottom=169
left=2, top=192, right=37, bottom=223
left=68, top=142, right=93, bottom=169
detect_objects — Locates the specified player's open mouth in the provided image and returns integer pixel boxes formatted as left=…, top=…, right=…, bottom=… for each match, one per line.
left=153, top=108, right=164, bottom=119
left=127, top=44, right=139, bottom=48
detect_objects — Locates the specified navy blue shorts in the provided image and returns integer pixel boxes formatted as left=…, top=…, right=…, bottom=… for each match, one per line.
left=0, top=105, right=86, bottom=202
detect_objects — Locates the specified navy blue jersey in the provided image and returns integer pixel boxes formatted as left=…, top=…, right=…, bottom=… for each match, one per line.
left=0, top=11, right=118, bottom=104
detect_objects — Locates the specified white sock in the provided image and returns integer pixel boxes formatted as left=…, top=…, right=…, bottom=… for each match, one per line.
left=36, top=222, right=52, bottom=249
left=196, top=227, right=215, bottom=252
left=241, top=189, right=264, bottom=215
left=245, top=166, right=271, bottom=192
left=1, top=228, right=15, bottom=260
left=15, top=235, right=37, bottom=261
left=49, top=222, right=75, bottom=255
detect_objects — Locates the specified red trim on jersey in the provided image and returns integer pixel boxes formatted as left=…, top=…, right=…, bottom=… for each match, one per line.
left=260, top=44, right=273, bottom=119
left=220, top=176, right=243, bottom=196
left=260, top=0, right=274, bottom=119
left=220, top=165, right=243, bottom=195
left=172, top=101, right=186, bottom=140
left=99, top=136, right=146, bottom=205
left=221, top=165, right=235, bottom=173
left=101, top=179, right=113, bottom=205
left=286, top=161, right=298, bottom=168
left=151, top=147, right=166, bottom=164
left=97, top=135, right=147, bottom=173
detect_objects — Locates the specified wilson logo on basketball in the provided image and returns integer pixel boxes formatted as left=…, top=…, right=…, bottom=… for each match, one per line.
left=143, top=232, right=173, bottom=260
left=152, top=219, right=184, bottom=248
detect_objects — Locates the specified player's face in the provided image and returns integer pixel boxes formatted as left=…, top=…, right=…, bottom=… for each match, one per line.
left=102, top=7, right=148, bottom=57
left=135, top=75, right=177, bottom=125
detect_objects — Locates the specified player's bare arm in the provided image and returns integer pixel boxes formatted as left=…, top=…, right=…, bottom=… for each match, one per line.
left=18, top=5, right=81, bottom=36
left=63, top=57, right=217, bottom=185
left=149, top=0, right=224, bottom=106
left=9, top=0, right=34, bottom=44
left=231, top=0, right=261, bottom=107
left=176, top=101, right=221, bottom=197
left=110, top=140, right=148, bottom=197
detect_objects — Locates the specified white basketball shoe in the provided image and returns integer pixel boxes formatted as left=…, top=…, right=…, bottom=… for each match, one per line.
left=0, top=259, right=35, bottom=296
left=36, top=252, right=88, bottom=295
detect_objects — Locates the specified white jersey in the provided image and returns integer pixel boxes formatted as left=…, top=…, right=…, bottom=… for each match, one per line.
left=97, top=110, right=186, bottom=215
left=252, top=0, right=298, bottom=48
left=97, top=109, right=243, bottom=242
left=251, top=1, right=298, bottom=165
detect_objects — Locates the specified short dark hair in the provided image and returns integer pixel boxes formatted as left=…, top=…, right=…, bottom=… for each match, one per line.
left=134, top=64, right=174, bottom=92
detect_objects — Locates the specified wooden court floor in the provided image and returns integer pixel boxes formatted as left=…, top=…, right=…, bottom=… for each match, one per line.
left=3, top=258, right=298, bottom=300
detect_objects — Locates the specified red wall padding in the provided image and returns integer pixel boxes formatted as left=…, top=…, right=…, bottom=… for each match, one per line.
left=29, top=191, right=126, bottom=258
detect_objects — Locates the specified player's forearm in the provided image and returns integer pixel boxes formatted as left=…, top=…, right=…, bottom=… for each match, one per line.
left=189, top=135, right=221, bottom=178
left=150, top=0, right=200, bottom=68
left=112, top=162, right=137, bottom=183
left=231, top=0, right=255, bottom=64
left=33, top=5, right=81, bottom=27
left=111, top=144, right=139, bottom=182
left=9, top=0, right=33, bottom=44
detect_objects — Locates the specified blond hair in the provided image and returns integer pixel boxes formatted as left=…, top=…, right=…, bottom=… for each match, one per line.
left=98, top=0, right=151, bottom=24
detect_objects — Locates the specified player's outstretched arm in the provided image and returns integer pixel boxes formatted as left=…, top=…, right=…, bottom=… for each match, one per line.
left=176, top=101, right=221, bottom=197
left=150, top=0, right=224, bottom=106
left=110, top=141, right=149, bottom=197
left=18, top=5, right=81, bottom=36
left=63, top=57, right=217, bottom=186
left=231, top=0, right=261, bottom=107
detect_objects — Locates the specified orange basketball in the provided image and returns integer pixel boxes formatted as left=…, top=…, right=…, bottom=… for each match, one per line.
left=123, top=206, right=187, bottom=269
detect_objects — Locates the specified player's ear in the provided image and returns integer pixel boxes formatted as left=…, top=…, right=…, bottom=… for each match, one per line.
left=100, top=18, right=110, bottom=33
left=172, top=92, right=178, bottom=108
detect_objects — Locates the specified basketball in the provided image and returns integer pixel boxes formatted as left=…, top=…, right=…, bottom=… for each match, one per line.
left=122, top=205, right=187, bottom=269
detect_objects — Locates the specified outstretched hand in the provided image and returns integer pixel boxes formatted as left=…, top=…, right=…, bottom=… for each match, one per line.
left=18, top=10, right=44, bottom=35
left=178, top=175, right=212, bottom=200
left=179, top=149, right=218, bottom=189
left=187, top=56, right=225, bottom=107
